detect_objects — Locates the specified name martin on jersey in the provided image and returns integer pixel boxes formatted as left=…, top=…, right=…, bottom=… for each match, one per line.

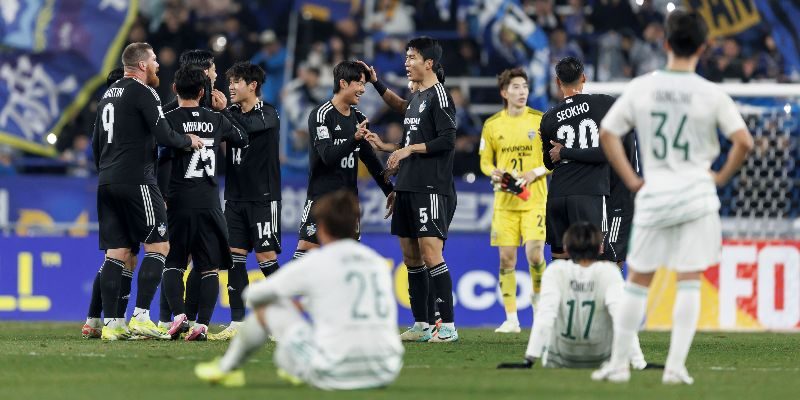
left=556, top=102, right=590, bottom=122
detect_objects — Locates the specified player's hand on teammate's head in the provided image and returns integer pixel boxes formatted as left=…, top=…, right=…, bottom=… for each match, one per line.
left=549, top=140, right=564, bottom=163
left=356, top=60, right=377, bottom=83
left=210, top=89, right=227, bottom=111
left=384, top=191, right=396, bottom=219
left=186, top=133, right=204, bottom=150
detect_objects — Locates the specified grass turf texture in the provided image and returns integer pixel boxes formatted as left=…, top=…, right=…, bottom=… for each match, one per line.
left=1, top=323, right=798, bottom=399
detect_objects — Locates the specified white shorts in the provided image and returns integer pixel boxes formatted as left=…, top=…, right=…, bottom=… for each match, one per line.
left=627, top=212, right=721, bottom=273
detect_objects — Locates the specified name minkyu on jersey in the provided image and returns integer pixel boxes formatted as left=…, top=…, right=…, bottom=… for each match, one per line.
left=164, top=106, right=248, bottom=209
left=395, top=83, right=457, bottom=195
left=306, top=101, right=393, bottom=199
left=601, top=70, right=746, bottom=228
left=540, top=93, right=616, bottom=197
left=223, top=101, right=281, bottom=201
left=92, top=77, right=192, bottom=185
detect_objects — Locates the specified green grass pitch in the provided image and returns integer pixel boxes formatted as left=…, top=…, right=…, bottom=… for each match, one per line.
left=1, top=323, right=798, bottom=399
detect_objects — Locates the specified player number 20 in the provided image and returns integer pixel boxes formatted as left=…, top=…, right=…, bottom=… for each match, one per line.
left=340, top=153, right=355, bottom=168
left=555, top=118, right=599, bottom=149
left=101, top=103, right=115, bottom=143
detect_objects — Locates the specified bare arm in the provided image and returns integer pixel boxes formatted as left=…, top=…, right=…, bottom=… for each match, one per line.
left=600, top=129, right=642, bottom=192
left=713, top=129, right=753, bottom=186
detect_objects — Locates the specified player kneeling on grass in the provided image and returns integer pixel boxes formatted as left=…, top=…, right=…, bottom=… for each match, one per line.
left=498, top=222, right=649, bottom=369
left=196, top=190, right=404, bottom=389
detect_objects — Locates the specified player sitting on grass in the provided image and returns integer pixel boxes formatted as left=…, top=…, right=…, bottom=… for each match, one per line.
left=498, top=222, right=649, bottom=369
left=195, top=190, right=403, bottom=389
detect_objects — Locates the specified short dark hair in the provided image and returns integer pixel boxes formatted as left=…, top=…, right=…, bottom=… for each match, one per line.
left=406, top=36, right=443, bottom=65
left=555, top=56, right=584, bottom=85
left=435, top=65, right=446, bottom=84
left=497, top=67, right=528, bottom=107
left=179, top=49, right=214, bottom=69
left=225, top=62, right=265, bottom=95
left=174, top=66, right=207, bottom=100
left=666, top=10, right=708, bottom=57
left=312, top=190, right=360, bottom=240
left=106, top=67, right=124, bottom=87
left=333, top=61, right=368, bottom=94
left=563, top=222, right=603, bottom=263
left=121, top=42, right=153, bottom=67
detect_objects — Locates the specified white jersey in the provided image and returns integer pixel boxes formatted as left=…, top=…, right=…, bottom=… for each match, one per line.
left=525, top=259, right=624, bottom=368
left=248, top=239, right=403, bottom=380
left=601, top=70, right=746, bottom=228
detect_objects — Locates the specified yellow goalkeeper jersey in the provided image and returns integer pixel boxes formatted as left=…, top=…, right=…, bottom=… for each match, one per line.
left=479, top=107, right=547, bottom=211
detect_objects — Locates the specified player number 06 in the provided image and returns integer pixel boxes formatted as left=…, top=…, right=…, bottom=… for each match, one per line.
left=341, top=153, right=355, bottom=168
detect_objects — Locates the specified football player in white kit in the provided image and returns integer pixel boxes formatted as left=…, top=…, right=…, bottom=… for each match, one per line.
left=195, top=190, right=404, bottom=389
left=592, top=10, right=753, bottom=385
left=497, top=222, right=648, bottom=369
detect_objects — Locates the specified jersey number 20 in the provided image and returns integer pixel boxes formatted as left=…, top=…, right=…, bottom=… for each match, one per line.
left=556, top=119, right=599, bottom=149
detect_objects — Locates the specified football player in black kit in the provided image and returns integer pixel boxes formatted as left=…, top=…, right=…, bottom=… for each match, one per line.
left=362, top=37, right=459, bottom=343
left=160, top=66, right=248, bottom=340
left=604, top=131, right=639, bottom=265
left=540, top=57, right=614, bottom=259
left=292, top=61, right=394, bottom=258
left=91, top=42, right=203, bottom=340
left=207, top=62, right=281, bottom=341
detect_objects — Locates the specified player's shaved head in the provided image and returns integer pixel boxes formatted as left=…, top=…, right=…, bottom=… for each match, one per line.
left=121, top=42, right=154, bottom=67
left=313, top=190, right=360, bottom=241
left=563, top=222, right=603, bottom=263
left=555, top=57, right=584, bottom=86
left=665, top=10, right=708, bottom=57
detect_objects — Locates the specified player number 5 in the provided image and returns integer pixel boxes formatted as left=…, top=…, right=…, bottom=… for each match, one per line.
left=419, top=207, right=428, bottom=224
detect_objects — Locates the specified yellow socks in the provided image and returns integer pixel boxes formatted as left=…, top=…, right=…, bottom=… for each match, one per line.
left=499, top=269, right=517, bottom=319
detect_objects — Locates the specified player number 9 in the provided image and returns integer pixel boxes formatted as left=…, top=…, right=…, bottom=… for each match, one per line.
left=102, top=103, right=115, bottom=143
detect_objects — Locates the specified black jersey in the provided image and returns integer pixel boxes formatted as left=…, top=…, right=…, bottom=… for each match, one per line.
left=306, top=101, right=393, bottom=199
left=394, top=83, right=456, bottom=195
left=91, top=77, right=192, bottom=185
left=222, top=100, right=281, bottom=201
left=164, top=106, right=248, bottom=209
left=608, top=131, right=639, bottom=213
left=540, top=93, right=615, bottom=197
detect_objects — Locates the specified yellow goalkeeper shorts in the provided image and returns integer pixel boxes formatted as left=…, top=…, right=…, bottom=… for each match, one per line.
left=490, top=208, right=546, bottom=247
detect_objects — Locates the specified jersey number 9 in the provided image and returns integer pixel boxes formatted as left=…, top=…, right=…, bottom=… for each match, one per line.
left=102, top=104, right=115, bottom=143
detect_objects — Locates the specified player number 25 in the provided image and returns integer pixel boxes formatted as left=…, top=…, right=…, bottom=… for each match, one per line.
left=101, top=103, right=115, bottom=143
left=185, top=144, right=215, bottom=178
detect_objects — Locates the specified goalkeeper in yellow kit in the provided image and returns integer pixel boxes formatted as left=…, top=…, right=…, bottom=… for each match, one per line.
left=480, top=68, right=548, bottom=333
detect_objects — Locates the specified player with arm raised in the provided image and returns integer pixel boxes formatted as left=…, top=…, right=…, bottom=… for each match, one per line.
left=91, top=42, right=202, bottom=340
left=160, top=66, right=248, bottom=341
left=479, top=68, right=549, bottom=333
left=196, top=191, right=403, bottom=389
left=540, top=57, right=614, bottom=260
left=497, top=222, right=647, bottom=369
left=208, top=62, right=282, bottom=341
left=292, top=61, right=394, bottom=258
left=592, top=10, right=753, bottom=385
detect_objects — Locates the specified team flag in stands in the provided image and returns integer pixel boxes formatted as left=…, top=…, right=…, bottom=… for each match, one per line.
left=753, top=0, right=800, bottom=78
left=685, top=0, right=761, bottom=37
left=294, top=0, right=355, bottom=22
left=0, top=0, right=136, bottom=156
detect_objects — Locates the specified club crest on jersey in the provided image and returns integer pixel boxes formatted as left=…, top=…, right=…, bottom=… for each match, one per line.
left=528, top=130, right=536, bottom=140
left=306, top=223, right=317, bottom=236
left=316, top=126, right=330, bottom=139
left=158, top=223, right=167, bottom=237
left=419, top=100, right=426, bottom=113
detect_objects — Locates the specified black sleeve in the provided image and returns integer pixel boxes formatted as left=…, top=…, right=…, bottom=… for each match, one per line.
left=540, top=114, right=555, bottom=170
left=559, top=146, right=607, bottom=163
left=220, top=113, right=248, bottom=148
left=425, top=94, right=456, bottom=154
left=157, top=154, right=171, bottom=197
left=138, top=89, right=191, bottom=148
left=358, top=142, right=394, bottom=195
left=162, top=98, right=179, bottom=113
left=91, top=115, right=101, bottom=170
left=221, top=108, right=248, bottom=137
left=308, top=110, right=358, bottom=166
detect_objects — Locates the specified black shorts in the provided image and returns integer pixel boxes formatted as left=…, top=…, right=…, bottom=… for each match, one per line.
left=98, top=184, right=168, bottom=250
left=299, top=198, right=361, bottom=244
left=446, top=191, right=457, bottom=229
left=602, top=211, right=632, bottom=263
left=546, top=194, right=607, bottom=254
left=391, top=191, right=450, bottom=240
left=225, top=200, right=282, bottom=254
left=166, top=208, right=231, bottom=272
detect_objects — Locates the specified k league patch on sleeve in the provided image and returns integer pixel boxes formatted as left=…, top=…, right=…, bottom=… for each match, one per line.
left=316, top=126, right=330, bottom=140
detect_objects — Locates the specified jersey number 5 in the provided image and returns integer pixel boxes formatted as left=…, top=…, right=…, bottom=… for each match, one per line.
left=102, top=103, right=115, bottom=143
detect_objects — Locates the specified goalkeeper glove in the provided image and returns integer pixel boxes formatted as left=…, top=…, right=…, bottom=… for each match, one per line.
left=500, top=171, right=530, bottom=201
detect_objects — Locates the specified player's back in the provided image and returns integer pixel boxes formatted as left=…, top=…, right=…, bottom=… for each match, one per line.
left=605, top=71, right=741, bottom=227
left=545, top=259, right=623, bottom=368
left=540, top=93, right=615, bottom=197
left=94, top=78, right=162, bottom=185
left=165, top=106, right=245, bottom=209
left=224, top=101, right=281, bottom=201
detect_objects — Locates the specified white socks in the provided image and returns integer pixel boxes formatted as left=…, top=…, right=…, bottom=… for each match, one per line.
left=413, top=322, right=430, bottom=330
left=505, top=312, right=519, bottom=323
left=133, top=307, right=150, bottom=321
left=219, top=313, right=269, bottom=372
left=665, top=280, right=701, bottom=372
left=609, top=282, right=649, bottom=368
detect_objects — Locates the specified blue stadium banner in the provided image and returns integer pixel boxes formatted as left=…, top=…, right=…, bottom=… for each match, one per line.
left=685, top=0, right=761, bottom=37
left=0, top=0, right=137, bottom=156
left=754, top=0, right=800, bottom=78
